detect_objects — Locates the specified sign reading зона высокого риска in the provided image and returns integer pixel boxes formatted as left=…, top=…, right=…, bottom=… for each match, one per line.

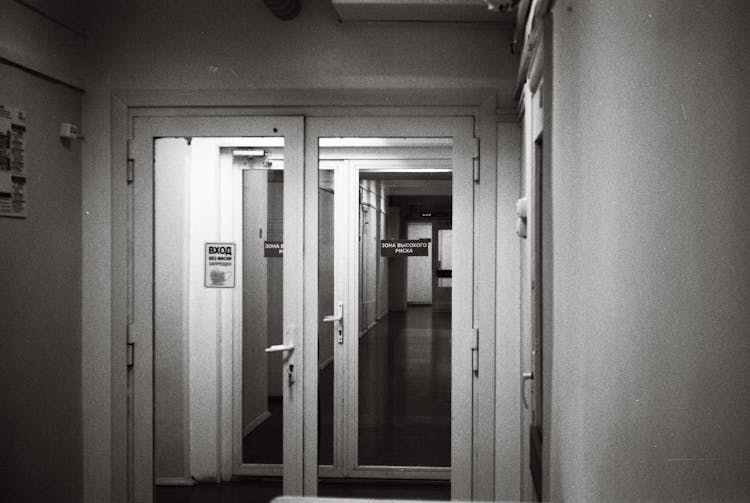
left=379, top=239, right=430, bottom=257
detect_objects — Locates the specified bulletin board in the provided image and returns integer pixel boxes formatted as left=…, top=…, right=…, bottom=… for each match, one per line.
left=0, top=105, right=27, bottom=218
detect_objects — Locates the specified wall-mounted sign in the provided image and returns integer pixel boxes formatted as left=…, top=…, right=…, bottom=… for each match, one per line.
left=264, top=240, right=283, bottom=257
left=420, top=211, right=449, bottom=218
left=380, top=239, right=430, bottom=257
left=205, top=243, right=235, bottom=288
left=0, top=106, right=27, bottom=218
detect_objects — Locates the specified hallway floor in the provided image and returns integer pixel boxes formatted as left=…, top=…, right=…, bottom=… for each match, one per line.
left=358, top=306, right=451, bottom=467
left=168, top=306, right=450, bottom=502
left=156, top=478, right=449, bottom=503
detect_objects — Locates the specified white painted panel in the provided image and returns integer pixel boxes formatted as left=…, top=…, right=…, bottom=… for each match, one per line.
left=494, top=121, right=521, bottom=501
left=406, top=222, right=433, bottom=304
left=187, top=139, right=221, bottom=480
left=154, top=138, right=190, bottom=479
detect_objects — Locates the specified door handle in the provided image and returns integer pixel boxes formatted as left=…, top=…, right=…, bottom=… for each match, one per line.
left=522, top=371, right=534, bottom=408
left=323, top=301, right=344, bottom=344
left=322, top=301, right=343, bottom=323
left=265, top=344, right=295, bottom=353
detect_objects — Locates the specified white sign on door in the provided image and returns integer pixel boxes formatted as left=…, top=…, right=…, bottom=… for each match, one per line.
left=204, top=242, right=235, bottom=288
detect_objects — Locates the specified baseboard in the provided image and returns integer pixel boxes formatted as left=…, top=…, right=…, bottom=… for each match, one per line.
left=242, top=410, right=272, bottom=437
left=155, top=477, right=196, bottom=486
left=319, top=354, right=334, bottom=370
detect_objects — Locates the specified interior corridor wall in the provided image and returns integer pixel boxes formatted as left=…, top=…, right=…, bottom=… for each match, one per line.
left=0, top=61, right=82, bottom=503
left=547, top=2, right=750, bottom=500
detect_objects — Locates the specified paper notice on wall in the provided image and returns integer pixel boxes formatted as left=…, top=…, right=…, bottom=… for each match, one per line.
left=0, top=106, right=27, bottom=218
left=204, top=243, right=236, bottom=288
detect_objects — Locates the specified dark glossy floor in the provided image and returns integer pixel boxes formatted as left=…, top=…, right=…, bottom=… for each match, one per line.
left=358, top=307, right=451, bottom=467
left=180, top=306, right=450, bottom=502
left=156, top=478, right=449, bottom=503
left=242, top=364, right=334, bottom=465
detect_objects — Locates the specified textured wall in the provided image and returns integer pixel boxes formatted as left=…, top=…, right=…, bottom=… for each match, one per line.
left=0, top=61, right=82, bottom=503
left=547, top=1, right=750, bottom=500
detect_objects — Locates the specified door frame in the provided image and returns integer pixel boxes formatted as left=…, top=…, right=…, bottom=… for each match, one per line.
left=108, top=93, right=503, bottom=503
left=129, top=116, right=304, bottom=501
left=304, top=116, right=474, bottom=496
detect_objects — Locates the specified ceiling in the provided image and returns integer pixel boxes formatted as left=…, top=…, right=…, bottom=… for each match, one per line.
left=331, top=0, right=515, bottom=23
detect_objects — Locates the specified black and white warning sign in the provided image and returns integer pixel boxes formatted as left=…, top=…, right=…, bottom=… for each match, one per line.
left=205, top=243, right=235, bottom=288
left=380, top=239, right=430, bottom=257
left=264, top=240, right=283, bottom=258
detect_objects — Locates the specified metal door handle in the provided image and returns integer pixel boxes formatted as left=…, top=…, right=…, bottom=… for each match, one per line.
left=265, top=344, right=295, bottom=353
left=322, top=301, right=343, bottom=323
left=522, top=371, right=534, bottom=408
left=323, top=302, right=344, bottom=344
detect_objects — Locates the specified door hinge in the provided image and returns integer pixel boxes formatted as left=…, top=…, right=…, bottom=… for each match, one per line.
left=471, top=328, right=479, bottom=376
left=127, top=342, right=135, bottom=368
left=126, top=322, right=135, bottom=367
left=472, top=138, right=480, bottom=183
left=126, top=139, right=134, bottom=183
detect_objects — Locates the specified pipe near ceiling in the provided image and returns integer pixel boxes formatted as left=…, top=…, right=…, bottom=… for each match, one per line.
left=262, top=0, right=301, bottom=20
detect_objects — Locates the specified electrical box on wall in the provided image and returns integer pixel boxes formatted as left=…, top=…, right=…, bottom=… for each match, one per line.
left=60, top=122, right=83, bottom=140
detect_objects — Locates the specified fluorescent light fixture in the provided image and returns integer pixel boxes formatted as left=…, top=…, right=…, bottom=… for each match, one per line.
left=359, top=168, right=452, bottom=173
left=233, top=149, right=266, bottom=157
left=319, top=137, right=452, bottom=148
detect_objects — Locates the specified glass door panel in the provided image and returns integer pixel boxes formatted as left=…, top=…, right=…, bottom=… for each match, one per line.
left=239, top=144, right=285, bottom=466
left=355, top=166, right=452, bottom=473
left=316, top=135, right=455, bottom=484
left=135, top=116, right=304, bottom=503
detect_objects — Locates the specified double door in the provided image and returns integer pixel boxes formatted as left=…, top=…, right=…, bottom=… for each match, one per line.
left=130, top=114, right=475, bottom=501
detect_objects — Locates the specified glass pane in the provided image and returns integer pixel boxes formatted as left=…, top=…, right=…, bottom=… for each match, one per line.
left=241, top=141, right=285, bottom=465
left=153, top=136, right=285, bottom=501
left=318, top=168, right=335, bottom=466
left=358, top=167, right=452, bottom=468
left=317, top=137, right=453, bottom=475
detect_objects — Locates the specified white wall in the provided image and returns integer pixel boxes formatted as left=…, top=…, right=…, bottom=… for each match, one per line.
left=547, top=1, right=750, bottom=500
left=494, top=121, right=521, bottom=501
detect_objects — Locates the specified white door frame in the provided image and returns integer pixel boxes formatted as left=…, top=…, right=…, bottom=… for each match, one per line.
left=304, top=116, right=475, bottom=498
left=130, top=115, right=304, bottom=502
